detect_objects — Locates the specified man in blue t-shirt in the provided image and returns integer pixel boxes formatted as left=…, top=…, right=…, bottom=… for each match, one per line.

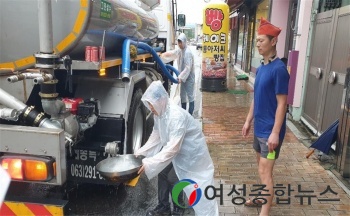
left=241, top=17, right=289, bottom=216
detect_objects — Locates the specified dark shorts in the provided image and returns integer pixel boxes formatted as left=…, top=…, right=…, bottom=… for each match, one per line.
left=253, top=136, right=283, bottom=159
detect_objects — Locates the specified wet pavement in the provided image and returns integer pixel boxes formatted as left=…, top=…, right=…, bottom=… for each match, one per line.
left=201, top=62, right=350, bottom=215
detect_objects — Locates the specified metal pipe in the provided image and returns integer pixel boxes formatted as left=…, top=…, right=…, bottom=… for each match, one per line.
left=121, top=39, right=179, bottom=83
left=0, top=88, right=27, bottom=111
left=105, top=141, right=120, bottom=156
left=7, top=74, right=25, bottom=83
left=33, top=74, right=54, bottom=84
left=41, top=99, right=65, bottom=118
left=100, top=30, right=106, bottom=62
left=0, top=88, right=62, bottom=130
left=26, top=69, right=41, bottom=72
left=39, top=118, right=62, bottom=129
left=7, top=73, right=43, bottom=83
left=0, top=108, right=18, bottom=120
left=38, top=0, right=54, bottom=54
left=139, top=62, right=156, bottom=68
left=0, top=88, right=73, bottom=145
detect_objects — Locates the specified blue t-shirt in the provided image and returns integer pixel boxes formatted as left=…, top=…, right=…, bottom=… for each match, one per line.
left=254, top=58, right=289, bottom=140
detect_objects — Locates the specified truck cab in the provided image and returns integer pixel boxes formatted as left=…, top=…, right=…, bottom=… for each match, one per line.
left=153, top=0, right=177, bottom=52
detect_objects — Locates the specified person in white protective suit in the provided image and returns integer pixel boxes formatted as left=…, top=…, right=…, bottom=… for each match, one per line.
left=136, top=81, right=219, bottom=216
left=161, top=33, right=195, bottom=115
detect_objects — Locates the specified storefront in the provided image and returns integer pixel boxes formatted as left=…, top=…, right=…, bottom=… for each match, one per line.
left=236, top=10, right=248, bottom=71
left=229, top=0, right=271, bottom=74
left=250, top=0, right=270, bottom=74
left=229, top=0, right=292, bottom=77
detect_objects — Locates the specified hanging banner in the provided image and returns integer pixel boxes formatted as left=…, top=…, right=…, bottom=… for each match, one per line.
left=202, top=1, right=229, bottom=79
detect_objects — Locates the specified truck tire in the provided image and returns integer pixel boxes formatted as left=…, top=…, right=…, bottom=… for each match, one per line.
left=144, top=67, right=163, bottom=85
left=127, top=89, right=146, bottom=154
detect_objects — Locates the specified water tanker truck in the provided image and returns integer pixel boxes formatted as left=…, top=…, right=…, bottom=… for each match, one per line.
left=0, top=0, right=185, bottom=214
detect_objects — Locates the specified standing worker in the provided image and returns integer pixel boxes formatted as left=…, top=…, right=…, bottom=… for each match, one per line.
left=161, top=33, right=195, bottom=115
left=136, top=81, right=218, bottom=216
left=241, top=17, right=289, bottom=216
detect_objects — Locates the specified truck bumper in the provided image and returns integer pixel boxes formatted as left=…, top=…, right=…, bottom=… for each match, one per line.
left=0, top=197, right=68, bottom=215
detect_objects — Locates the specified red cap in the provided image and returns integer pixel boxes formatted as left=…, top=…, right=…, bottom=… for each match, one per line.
left=257, top=17, right=281, bottom=37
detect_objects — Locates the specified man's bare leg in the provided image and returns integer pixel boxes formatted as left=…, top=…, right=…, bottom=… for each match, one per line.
left=258, top=157, right=275, bottom=216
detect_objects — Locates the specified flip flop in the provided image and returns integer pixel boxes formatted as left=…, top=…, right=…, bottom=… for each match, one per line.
left=244, top=198, right=264, bottom=207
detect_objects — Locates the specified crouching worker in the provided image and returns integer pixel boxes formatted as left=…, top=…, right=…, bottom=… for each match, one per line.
left=136, top=81, right=218, bottom=216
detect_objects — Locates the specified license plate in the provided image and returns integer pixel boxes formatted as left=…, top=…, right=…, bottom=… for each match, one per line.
left=67, top=149, right=112, bottom=184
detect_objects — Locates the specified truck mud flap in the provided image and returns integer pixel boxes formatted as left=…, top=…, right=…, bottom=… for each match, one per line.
left=0, top=197, right=69, bottom=215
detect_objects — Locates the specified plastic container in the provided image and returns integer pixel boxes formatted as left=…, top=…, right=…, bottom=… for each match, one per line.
left=91, top=47, right=99, bottom=62
left=85, top=46, right=92, bottom=62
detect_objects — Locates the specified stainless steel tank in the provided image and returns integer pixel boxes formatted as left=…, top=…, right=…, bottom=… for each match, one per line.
left=0, top=0, right=159, bottom=72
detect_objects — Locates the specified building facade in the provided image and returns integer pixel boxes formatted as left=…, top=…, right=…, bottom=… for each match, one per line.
left=227, top=0, right=350, bottom=178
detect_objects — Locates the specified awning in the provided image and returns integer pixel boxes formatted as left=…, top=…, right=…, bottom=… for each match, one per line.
left=227, top=0, right=264, bottom=11
left=227, top=0, right=245, bottom=11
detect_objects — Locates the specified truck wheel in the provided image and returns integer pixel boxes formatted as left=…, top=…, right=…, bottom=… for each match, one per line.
left=127, top=89, right=146, bottom=154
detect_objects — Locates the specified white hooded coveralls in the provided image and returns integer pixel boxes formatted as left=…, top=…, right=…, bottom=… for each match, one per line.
left=135, top=81, right=218, bottom=216
left=162, top=33, right=195, bottom=103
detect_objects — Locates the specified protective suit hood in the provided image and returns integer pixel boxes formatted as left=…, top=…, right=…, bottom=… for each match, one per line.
left=177, top=33, right=187, bottom=49
left=141, top=81, right=169, bottom=116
